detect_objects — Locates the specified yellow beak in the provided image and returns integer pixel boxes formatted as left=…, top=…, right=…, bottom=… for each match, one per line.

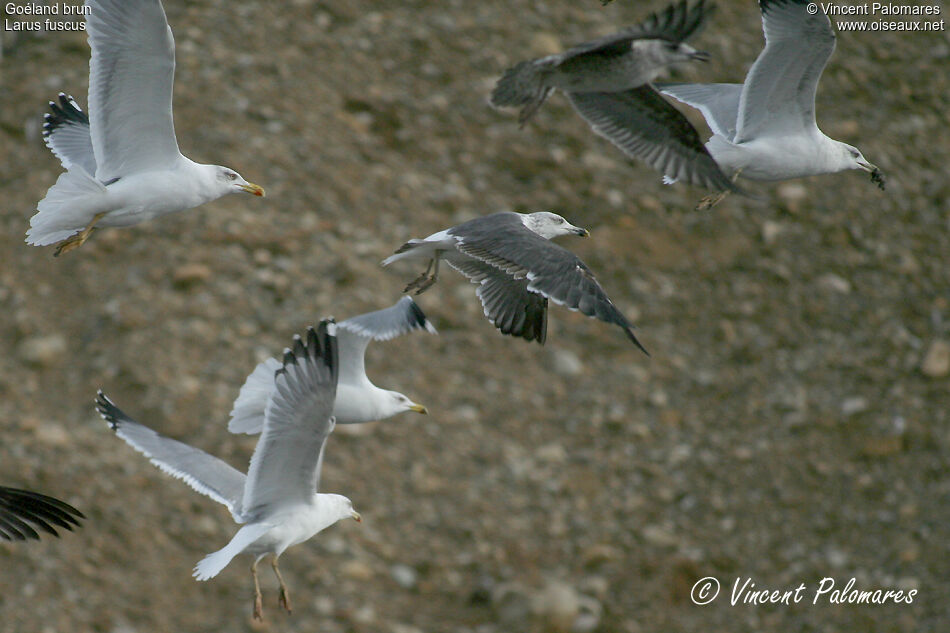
left=240, top=182, right=265, bottom=197
left=351, top=510, right=362, bottom=523
left=409, top=403, right=428, bottom=415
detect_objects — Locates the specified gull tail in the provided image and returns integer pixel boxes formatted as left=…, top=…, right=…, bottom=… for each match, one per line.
left=193, top=523, right=272, bottom=581
left=490, top=60, right=554, bottom=125
left=26, top=167, right=107, bottom=246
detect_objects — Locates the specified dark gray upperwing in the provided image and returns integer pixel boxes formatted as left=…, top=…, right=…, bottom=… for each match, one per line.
left=448, top=258, right=549, bottom=344
left=559, top=0, right=713, bottom=61
left=453, top=223, right=648, bottom=353
left=567, top=86, right=739, bottom=193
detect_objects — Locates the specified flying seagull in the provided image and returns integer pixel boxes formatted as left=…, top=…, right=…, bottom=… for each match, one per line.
left=0, top=486, right=84, bottom=541
left=383, top=212, right=648, bottom=354
left=229, top=296, right=435, bottom=434
left=489, top=0, right=735, bottom=192
left=27, top=0, right=264, bottom=256
left=97, top=322, right=361, bottom=622
left=659, top=0, right=884, bottom=209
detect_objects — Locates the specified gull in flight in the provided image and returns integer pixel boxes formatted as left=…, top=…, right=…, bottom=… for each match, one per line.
left=28, top=0, right=264, bottom=256
left=659, top=0, right=883, bottom=209
left=490, top=0, right=737, bottom=192
left=0, top=486, right=84, bottom=541
left=229, top=296, right=435, bottom=434
left=383, top=211, right=648, bottom=354
left=97, top=322, right=360, bottom=621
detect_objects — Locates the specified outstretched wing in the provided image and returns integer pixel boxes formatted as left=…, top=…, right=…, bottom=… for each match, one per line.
left=559, top=0, right=713, bottom=61
left=0, top=486, right=83, bottom=541
left=97, top=391, right=247, bottom=521
left=86, top=0, right=182, bottom=180
left=336, top=296, right=437, bottom=386
left=735, top=0, right=836, bottom=142
left=567, top=86, right=739, bottom=192
left=43, top=93, right=98, bottom=176
left=241, top=322, right=339, bottom=516
left=450, top=214, right=647, bottom=353
left=448, top=257, right=549, bottom=344
left=657, top=82, right=743, bottom=141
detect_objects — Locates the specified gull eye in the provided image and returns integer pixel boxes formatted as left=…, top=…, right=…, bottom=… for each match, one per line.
left=227, top=172, right=237, bottom=181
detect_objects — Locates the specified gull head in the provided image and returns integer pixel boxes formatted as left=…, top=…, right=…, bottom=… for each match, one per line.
left=324, top=493, right=361, bottom=524
left=386, top=391, right=428, bottom=417
left=838, top=143, right=884, bottom=188
left=213, top=165, right=265, bottom=197
left=522, top=212, right=589, bottom=240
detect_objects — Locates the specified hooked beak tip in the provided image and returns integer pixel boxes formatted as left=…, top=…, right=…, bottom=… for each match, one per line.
left=691, top=50, right=711, bottom=62
left=351, top=511, right=362, bottom=523
left=241, top=183, right=265, bottom=197
left=410, top=403, right=428, bottom=415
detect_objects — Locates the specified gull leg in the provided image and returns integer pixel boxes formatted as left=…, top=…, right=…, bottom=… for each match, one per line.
left=696, top=169, right=742, bottom=211
left=404, top=256, right=441, bottom=295
left=54, top=211, right=107, bottom=257
left=251, top=558, right=264, bottom=622
left=272, top=555, right=292, bottom=614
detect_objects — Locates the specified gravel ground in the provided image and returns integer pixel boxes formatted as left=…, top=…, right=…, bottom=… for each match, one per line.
left=1, top=1, right=948, bottom=631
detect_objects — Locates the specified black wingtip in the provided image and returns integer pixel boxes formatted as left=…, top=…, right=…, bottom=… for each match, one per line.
left=95, top=389, right=122, bottom=430
left=626, top=328, right=651, bottom=356
left=43, top=93, right=88, bottom=137
left=404, top=296, right=438, bottom=334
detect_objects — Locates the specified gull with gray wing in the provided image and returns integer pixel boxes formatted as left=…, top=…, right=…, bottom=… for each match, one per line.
left=97, top=322, right=361, bottom=622
left=29, top=0, right=264, bottom=256
left=229, top=296, right=435, bottom=434
left=490, top=0, right=735, bottom=192
left=658, top=0, right=883, bottom=208
left=383, top=212, right=648, bottom=354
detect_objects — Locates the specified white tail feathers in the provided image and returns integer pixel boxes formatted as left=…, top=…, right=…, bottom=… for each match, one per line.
left=26, top=167, right=107, bottom=246
left=192, top=523, right=272, bottom=581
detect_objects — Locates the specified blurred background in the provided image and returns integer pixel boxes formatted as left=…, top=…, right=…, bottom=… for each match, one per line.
left=1, top=0, right=947, bottom=631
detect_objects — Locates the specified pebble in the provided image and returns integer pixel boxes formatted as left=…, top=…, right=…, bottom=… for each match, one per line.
left=390, top=563, right=418, bottom=590
left=171, top=263, right=212, bottom=287
left=18, top=334, right=67, bottom=368
left=552, top=348, right=584, bottom=376
left=920, top=340, right=950, bottom=377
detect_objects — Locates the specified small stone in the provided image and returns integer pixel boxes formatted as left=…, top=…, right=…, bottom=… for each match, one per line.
left=920, top=340, right=950, bottom=377
left=341, top=560, right=374, bottom=581
left=552, top=348, right=584, bottom=376
left=491, top=582, right=531, bottom=626
left=172, top=263, right=212, bottom=288
left=841, top=396, right=868, bottom=416
left=817, top=273, right=851, bottom=294
left=761, top=220, right=784, bottom=245
left=531, top=582, right=580, bottom=633
left=390, top=563, right=418, bottom=590
left=18, top=334, right=67, bottom=368
left=641, top=524, right=678, bottom=548
left=776, top=183, right=808, bottom=212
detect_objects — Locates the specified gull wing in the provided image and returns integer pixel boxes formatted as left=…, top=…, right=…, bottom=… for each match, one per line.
left=97, top=391, right=247, bottom=521
left=657, top=82, right=743, bottom=141
left=227, top=357, right=281, bottom=435
left=558, top=0, right=713, bottom=62
left=450, top=213, right=647, bottom=353
left=0, top=486, right=83, bottom=541
left=43, top=94, right=98, bottom=176
left=567, top=86, right=739, bottom=192
left=241, top=322, right=339, bottom=516
left=734, top=0, right=836, bottom=143
left=336, top=296, right=437, bottom=386
left=86, top=0, right=182, bottom=181
left=448, top=257, right=549, bottom=344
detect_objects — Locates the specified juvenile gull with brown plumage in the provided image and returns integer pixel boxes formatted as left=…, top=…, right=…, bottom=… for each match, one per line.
left=490, top=0, right=736, bottom=192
